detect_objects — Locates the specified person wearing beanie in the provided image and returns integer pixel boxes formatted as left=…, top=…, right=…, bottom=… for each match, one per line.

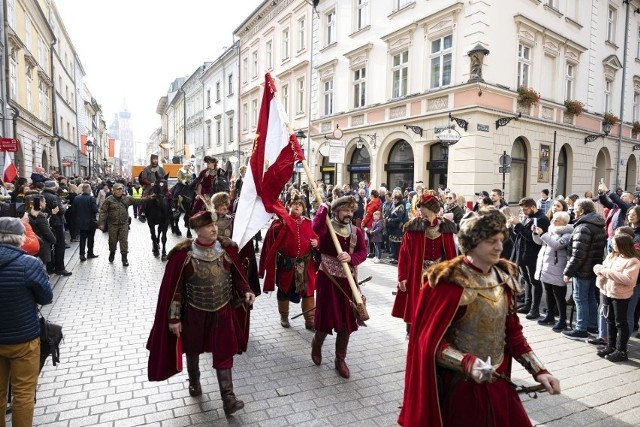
left=41, top=180, right=72, bottom=276
left=311, top=195, right=367, bottom=379
left=0, top=217, right=53, bottom=426
left=392, top=193, right=457, bottom=337
left=98, top=182, right=134, bottom=266
left=146, top=210, right=256, bottom=415
left=398, top=209, right=561, bottom=426
left=259, top=191, right=319, bottom=331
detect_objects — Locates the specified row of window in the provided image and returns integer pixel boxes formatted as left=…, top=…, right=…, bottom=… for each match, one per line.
left=206, top=74, right=235, bottom=107
left=206, top=116, right=234, bottom=148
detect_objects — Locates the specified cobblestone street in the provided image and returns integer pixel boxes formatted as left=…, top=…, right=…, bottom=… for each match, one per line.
left=8, top=216, right=640, bottom=426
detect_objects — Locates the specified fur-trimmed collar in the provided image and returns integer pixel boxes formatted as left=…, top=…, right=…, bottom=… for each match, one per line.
left=404, top=217, right=457, bottom=233
left=425, top=256, right=519, bottom=290
left=548, top=224, right=574, bottom=235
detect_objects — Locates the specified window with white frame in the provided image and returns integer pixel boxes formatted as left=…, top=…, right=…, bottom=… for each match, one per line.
left=39, top=81, right=48, bottom=122
left=396, top=0, right=413, bottom=10
left=242, top=58, right=248, bottom=83
left=7, top=0, right=15, bottom=27
left=282, top=28, right=290, bottom=61
left=296, top=77, right=305, bottom=115
left=207, top=123, right=212, bottom=148
left=9, top=59, right=17, bottom=99
left=326, top=10, right=336, bottom=46
left=282, top=84, right=289, bottom=115
left=252, top=51, right=258, bottom=78
left=25, top=17, right=32, bottom=50
left=637, top=26, right=640, bottom=58
left=216, top=82, right=221, bottom=102
left=430, top=35, right=452, bottom=89
left=565, top=63, right=574, bottom=100
left=323, top=79, right=334, bottom=116
left=228, top=74, right=234, bottom=95
left=216, top=119, right=222, bottom=146
left=207, top=89, right=211, bottom=107
left=546, top=0, right=558, bottom=9
left=392, top=50, right=409, bottom=98
left=228, top=116, right=234, bottom=142
left=353, top=67, right=366, bottom=108
left=356, top=0, right=369, bottom=30
left=242, top=103, right=248, bottom=131
left=517, top=44, right=531, bottom=87
left=266, top=40, right=273, bottom=69
left=26, top=72, right=32, bottom=112
left=604, top=78, right=613, bottom=112
left=252, top=99, right=258, bottom=128
left=298, top=18, right=306, bottom=52
left=607, top=6, right=616, bottom=43
left=634, top=92, right=639, bottom=122
left=37, top=37, right=45, bottom=65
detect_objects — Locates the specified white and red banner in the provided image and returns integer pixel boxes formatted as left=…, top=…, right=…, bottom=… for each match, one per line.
left=232, top=73, right=305, bottom=250
left=3, top=151, right=18, bottom=183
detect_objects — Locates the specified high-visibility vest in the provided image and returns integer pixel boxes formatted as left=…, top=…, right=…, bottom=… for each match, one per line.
left=131, top=187, right=143, bottom=200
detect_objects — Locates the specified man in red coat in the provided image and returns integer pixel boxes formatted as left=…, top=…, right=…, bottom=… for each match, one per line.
left=398, top=209, right=560, bottom=427
left=146, top=210, right=256, bottom=416
left=259, top=191, right=319, bottom=330
left=311, top=195, right=367, bottom=379
left=392, top=193, right=457, bottom=336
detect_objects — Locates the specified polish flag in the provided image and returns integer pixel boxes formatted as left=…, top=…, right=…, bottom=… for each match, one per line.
left=232, top=73, right=305, bottom=250
left=3, top=152, right=18, bottom=183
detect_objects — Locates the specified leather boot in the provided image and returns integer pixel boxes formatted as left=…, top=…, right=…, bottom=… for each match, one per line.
left=122, top=252, right=129, bottom=267
left=216, top=368, right=244, bottom=416
left=277, top=299, right=290, bottom=328
left=108, top=251, right=115, bottom=263
left=301, top=296, right=315, bottom=331
left=311, top=331, right=327, bottom=365
left=186, top=355, right=202, bottom=397
left=335, top=328, right=351, bottom=379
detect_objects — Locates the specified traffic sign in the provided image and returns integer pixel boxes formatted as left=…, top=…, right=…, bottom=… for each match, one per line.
left=0, top=138, right=18, bottom=152
left=499, top=166, right=511, bottom=173
left=499, top=154, right=512, bottom=166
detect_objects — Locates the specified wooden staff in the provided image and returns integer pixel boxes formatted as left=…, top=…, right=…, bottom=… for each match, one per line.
left=300, top=160, right=368, bottom=320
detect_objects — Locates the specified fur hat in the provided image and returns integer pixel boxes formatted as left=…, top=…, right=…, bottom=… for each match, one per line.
left=288, top=190, right=306, bottom=211
left=416, top=194, right=440, bottom=213
left=0, top=217, right=25, bottom=236
left=203, top=155, right=218, bottom=164
left=189, top=210, right=217, bottom=229
left=457, top=209, right=509, bottom=254
left=212, top=192, right=230, bottom=208
left=331, top=195, right=357, bottom=212
left=44, top=180, right=58, bottom=189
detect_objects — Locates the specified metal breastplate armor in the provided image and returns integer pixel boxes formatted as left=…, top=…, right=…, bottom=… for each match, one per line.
left=185, top=243, right=232, bottom=312
left=443, top=264, right=510, bottom=366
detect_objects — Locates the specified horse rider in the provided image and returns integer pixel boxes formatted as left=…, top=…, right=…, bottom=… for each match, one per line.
left=138, top=154, right=167, bottom=222
left=172, top=161, right=193, bottom=209
left=191, top=156, right=219, bottom=214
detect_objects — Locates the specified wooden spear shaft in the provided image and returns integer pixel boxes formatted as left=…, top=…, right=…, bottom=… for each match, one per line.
left=300, top=160, right=365, bottom=306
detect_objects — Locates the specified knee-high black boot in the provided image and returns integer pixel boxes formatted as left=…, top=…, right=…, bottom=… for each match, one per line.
left=186, top=354, right=202, bottom=397
left=216, top=368, right=244, bottom=416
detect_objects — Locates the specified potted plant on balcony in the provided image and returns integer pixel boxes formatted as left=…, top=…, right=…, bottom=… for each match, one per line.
left=603, top=112, right=620, bottom=126
left=516, top=86, right=541, bottom=107
left=564, top=99, right=584, bottom=116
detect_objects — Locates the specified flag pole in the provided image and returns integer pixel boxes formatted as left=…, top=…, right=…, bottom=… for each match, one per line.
left=300, top=159, right=368, bottom=320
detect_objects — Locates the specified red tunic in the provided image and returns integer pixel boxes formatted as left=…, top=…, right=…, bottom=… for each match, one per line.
left=398, top=257, right=536, bottom=427
left=191, top=169, right=216, bottom=213
left=146, top=241, right=251, bottom=381
left=259, top=214, right=318, bottom=296
left=392, top=217, right=457, bottom=323
left=312, top=205, right=367, bottom=334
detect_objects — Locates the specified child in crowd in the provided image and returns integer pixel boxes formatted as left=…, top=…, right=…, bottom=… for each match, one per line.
left=368, top=211, right=384, bottom=263
left=593, top=233, right=640, bottom=362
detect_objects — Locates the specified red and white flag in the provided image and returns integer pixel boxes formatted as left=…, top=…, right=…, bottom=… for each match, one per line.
left=3, top=152, right=18, bottom=183
left=232, top=73, right=305, bottom=250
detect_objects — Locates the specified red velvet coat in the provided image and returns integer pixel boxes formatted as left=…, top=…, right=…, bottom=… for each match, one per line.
left=259, top=214, right=318, bottom=296
left=392, top=217, right=457, bottom=323
left=398, top=257, right=536, bottom=427
left=146, top=240, right=251, bottom=382
left=362, top=196, right=381, bottom=229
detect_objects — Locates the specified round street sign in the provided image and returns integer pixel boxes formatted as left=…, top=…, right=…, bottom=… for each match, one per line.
left=499, top=154, right=512, bottom=166
left=437, top=128, right=461, bottom=147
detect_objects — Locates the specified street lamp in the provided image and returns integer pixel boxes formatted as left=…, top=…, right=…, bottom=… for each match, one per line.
left=85, top=138, right=94, bottom=178
left=295, top=129, right=307, bottom=187
left=103, top=157, right=108, bottom=177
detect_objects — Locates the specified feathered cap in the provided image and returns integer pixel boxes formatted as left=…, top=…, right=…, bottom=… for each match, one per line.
left=288, top=190, right=306, bottom=212
left=457, top=209, right=509, bottom=254
left=331, top=195, right=357, bottom=212
left=212, top=192, right=231, bottom=208
left=416, top=193, right=440, bottom=213
left=189, top=210, right=218, bottom=230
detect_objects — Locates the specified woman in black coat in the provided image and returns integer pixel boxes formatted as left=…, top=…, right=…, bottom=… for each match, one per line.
left=25, top=194, right=56, bottom=266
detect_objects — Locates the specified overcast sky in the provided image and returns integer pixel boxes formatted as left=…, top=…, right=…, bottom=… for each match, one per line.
left=54, top=0, right=262, bottom=143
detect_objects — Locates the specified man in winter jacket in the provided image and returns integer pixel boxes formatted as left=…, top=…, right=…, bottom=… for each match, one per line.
left=98, top=183, right=134, bottom=266
left=562, top=198, right=607, bottom=340
left=74, top=183, right=99, bottom=262
left=510, top=197, right=550, bottom=320
left=42, top=180, right=72, bottom=276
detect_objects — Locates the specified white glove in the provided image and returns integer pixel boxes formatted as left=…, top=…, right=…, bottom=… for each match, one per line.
left=470, top=356, right=494, bottom=383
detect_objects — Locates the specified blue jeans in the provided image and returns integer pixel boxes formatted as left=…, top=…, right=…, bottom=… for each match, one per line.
left=628, top=284, right=640, bottom=332
left=573, top=277, right=598, bottom=332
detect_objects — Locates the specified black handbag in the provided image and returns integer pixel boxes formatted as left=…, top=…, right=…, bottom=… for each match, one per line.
left=39, top=311, right=63, bottom=368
